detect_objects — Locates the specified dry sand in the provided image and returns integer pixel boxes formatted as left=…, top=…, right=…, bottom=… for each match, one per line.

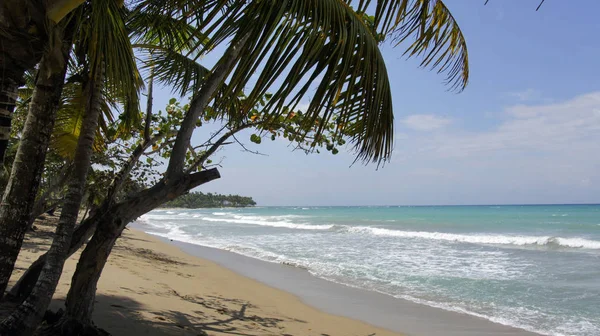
left=8, top=217, right=400, bottom=336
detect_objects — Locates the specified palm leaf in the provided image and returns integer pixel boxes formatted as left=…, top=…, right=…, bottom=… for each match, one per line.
left=76, top=0, right=143, bottom=132
left=131, top=0, right=469, bottom=163
left=50, top=81, right=115, bottom=159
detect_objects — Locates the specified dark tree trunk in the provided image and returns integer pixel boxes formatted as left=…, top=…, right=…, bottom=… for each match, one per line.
left=0, top=72, right=18, bottom=162
left=0, top=68, right=103, bottom=335
left=62, top=213, right=120, bottom=324
left=0, top=0, right=48, bottom=162
left=5, top=215, right=99, bottom=304
left=27, top=164, right=72, bottom=229
left=6, top=121, right=168, bottom=304
left=62, top=169, right=220, bottom=325
left=166, top=33, right=249, bottom=177
left=0, top=31, right=71, bottom=298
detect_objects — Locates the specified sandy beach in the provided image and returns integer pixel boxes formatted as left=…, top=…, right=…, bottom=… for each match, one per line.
left=9, top=217, right=400, bottom=336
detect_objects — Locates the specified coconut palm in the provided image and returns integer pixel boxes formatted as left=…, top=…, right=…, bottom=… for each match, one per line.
left=0, top=0, right=143, bottom=299
left=0, top=21, right=75, bottom=299
left=0, top=0, right=142, bottom=333
left=53, top=0, right=468, bottom=330
left=1, top=0, right=468, bottom=333
left=134, top=0, right=467, bottom=169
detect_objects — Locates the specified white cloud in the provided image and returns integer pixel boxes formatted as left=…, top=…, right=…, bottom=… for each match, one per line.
left=401, top=114, right=452, bottom=131
left=378, top=92, right=600, bottom=204
left=413, top=92, right=600, bottom=158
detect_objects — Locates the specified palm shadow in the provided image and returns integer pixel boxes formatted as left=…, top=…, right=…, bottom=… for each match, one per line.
left=51, top=293, right=288, bottom=336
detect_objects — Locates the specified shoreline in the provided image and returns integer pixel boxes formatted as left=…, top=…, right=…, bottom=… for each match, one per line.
left=133, top=223, right=541, bottom=336
left=10, top=218, right=401, bottom=336
left=9, top=217, right=542, bottom=335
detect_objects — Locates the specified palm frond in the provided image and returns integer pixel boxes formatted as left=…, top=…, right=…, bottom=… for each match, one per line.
left=51, top=81, right=113, bottom=158
left=76, top=0, right=143, bottom=132
left=128, top=8, right=209, bottom=53
left=209, top=0, right=394, bottom=163
left=357, top=0, right=469, bottom=91
left=131, top=0, right=469, bottom=163
left=136, top=45, right=209, bottom=97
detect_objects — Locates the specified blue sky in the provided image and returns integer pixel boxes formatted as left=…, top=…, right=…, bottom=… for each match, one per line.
left=152, top=1, right=600, bottom=206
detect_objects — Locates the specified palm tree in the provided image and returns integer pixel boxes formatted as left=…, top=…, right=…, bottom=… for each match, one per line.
left=0, top=0, right=141, bottom=333
left=0, top=21, right=74, bottom=298
left=0, top=0, right=136, bottom=298
left=2, top=0, right=468, bottom=333
left=53, top=0, right=468, bottom=330
left=136, top=0, right=467, bottom=170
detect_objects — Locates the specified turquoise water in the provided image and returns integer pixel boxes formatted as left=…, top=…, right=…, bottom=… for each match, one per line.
left=138, top=205, right=600, bottom=336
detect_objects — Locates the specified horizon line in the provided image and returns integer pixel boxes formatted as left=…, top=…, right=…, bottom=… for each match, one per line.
left=255, top=203, right=600, bottom=207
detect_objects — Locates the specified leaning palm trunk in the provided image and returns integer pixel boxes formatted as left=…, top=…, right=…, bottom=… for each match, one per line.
left=0, top=32, right=72, bottom=298
left=27, top=164, right=73, bottom=229
left=5, top=120, right=167, bottom=304
left=61, top=169, right=220, bottom=325
left=5, top=216, right=99, bottom=304
left=0, top=69, right=104, bottom=335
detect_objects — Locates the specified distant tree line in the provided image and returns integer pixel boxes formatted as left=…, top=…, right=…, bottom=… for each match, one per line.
left=162, top=192, right=256, bottom=208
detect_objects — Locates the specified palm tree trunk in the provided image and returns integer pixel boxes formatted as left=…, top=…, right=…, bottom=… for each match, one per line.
left=0, top=1, right=50, bottom=162
left=0, top=34, right=72, bottom=298
left=0, top=73, right=18, bottom=162
left=27, top=164, right=73, bottom=229
left=0, top=0, right=88, bottom=165
left=62, top=213, right=120, bottom=325
left=4, top=214, right=99, bottom=304
left=5, top=127, right=167, bottom=303
left=0, top=69, right=104, bottom=335
left=62, top=168, right=220, bottom=326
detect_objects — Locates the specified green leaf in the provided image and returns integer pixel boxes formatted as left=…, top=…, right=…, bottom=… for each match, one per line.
left=250, top=134, right=262, bottom=144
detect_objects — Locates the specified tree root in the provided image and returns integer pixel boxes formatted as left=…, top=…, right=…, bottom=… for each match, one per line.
left=34, top=309, right=110, bottom=336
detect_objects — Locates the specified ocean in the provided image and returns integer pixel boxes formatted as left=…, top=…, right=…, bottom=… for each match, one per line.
left=137, top=205, right=600, bottom=336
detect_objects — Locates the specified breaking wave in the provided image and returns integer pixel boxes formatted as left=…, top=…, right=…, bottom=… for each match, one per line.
left=346, top=227, right=600, bottom=249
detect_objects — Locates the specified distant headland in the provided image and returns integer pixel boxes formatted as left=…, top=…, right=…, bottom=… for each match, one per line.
left=160, top=191, right=256, bottom=208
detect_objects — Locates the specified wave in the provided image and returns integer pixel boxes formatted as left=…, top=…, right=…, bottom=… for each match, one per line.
left=200, top=216, right=334, bottom=230
left=346, top=227, right=600, bottom=249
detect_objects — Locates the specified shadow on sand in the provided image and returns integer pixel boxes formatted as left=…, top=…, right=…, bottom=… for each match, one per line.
left=50, top=293, right=289, bottom=336
left=48, top=292, right=378, bottom=336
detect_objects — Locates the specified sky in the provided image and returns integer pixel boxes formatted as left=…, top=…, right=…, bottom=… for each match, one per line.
left=151, top=1, right=600, bottom=206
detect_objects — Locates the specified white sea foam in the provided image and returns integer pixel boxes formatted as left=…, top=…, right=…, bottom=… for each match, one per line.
left=212, top=212, right=229, bottom=216
left=346, top=227, right=600, bottom=249
left=200, top=215, right=333, bottom=230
